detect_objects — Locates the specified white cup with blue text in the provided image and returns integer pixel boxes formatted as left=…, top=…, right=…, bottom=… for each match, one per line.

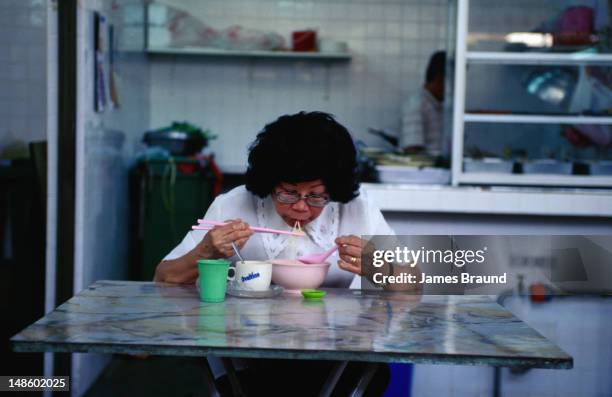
left=229, top=260, right=272, bottom=291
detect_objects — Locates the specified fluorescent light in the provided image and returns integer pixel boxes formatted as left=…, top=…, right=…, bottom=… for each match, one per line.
left=505, top=32, right=553, bottom=48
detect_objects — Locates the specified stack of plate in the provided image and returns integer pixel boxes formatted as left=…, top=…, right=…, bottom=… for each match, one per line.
left=464, top=158, right=514, bottom=174
left=376, top=165, right=450, bottom=185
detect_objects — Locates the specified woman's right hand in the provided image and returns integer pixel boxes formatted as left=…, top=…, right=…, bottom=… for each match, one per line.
left=196, top=219, right=254, bottom=259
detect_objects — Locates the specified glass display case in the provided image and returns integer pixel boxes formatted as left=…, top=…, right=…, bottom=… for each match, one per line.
left=452, top=0, right=612, bottom=187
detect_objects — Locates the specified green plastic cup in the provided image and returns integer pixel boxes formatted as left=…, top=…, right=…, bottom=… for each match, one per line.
left=197, top=259, right=231, bottom=303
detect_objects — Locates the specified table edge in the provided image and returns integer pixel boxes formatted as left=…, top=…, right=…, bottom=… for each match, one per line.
left=11, top=340, right=573, bottom=370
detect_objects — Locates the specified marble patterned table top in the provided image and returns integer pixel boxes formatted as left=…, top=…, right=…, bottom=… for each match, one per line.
left=11, top=280, right=572, bottom=368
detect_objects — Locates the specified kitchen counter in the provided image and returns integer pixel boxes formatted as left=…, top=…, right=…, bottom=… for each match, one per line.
left=362, top=183, right=612, bottom=217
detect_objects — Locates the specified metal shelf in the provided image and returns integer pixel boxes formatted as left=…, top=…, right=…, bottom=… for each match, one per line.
left=467, top=51, right=612, bottom=65
left=458, top=173, right=612, bottom=187
left=146, top=46, right=352, bottom=61
left=464, top=114, right=612, bottom=125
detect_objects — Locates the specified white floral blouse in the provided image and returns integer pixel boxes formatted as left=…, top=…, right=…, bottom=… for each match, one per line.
left=163, top=185, right=395, bottom=289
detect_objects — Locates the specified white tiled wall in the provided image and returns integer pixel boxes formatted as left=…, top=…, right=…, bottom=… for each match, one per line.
left=0, top=0, right=58, bottom=387
left=0, top=0, right=47, bottom=153
left=149, top=0, right=449, bottom=170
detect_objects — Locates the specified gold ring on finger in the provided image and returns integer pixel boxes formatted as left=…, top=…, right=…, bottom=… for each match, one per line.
left=350, top=256, right=357, bottom=264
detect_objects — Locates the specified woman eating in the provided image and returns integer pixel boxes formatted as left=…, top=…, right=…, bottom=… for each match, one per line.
left=154, top=111, right=410, bottom=396
left=154, top=111, right=396, bottom=288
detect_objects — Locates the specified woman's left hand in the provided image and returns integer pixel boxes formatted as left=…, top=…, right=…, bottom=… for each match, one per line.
left=335, top=235, right=366, bottom=275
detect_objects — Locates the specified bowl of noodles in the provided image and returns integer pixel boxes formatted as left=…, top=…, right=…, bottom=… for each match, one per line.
left=270, top=259, right=330, bottom=293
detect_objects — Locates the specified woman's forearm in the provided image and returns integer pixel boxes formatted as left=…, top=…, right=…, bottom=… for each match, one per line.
left=154, top=221, right=252, bottom=284
left=153, top=243, right=210, bottom=284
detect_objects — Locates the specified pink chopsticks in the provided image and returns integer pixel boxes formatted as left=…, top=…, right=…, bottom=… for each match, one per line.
left=192, top=219, right=305, bottom=237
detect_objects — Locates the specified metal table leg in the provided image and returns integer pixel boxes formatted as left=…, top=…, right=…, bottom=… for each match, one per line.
left=202, top=358, right=221, bottom=397
left=220, top=357, right=247, bottom=397
left=349, top=363, right=379, bottom=397
left=319, top=361, right=349, bottom=397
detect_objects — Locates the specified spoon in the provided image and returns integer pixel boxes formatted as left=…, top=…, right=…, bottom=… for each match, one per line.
left=231, top=241, right=245, bottom=263
left=298, top=245, right=339, bottom=264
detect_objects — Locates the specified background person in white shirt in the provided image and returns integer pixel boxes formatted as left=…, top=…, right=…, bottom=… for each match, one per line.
left=400, top=51, right=446, bottom=156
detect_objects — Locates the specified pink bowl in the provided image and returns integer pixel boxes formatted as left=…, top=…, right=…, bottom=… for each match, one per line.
left=271, top=259, right=330, bottom=293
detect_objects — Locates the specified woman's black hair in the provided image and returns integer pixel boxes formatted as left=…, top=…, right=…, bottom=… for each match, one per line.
left=245, top=111, right=359, bottom=203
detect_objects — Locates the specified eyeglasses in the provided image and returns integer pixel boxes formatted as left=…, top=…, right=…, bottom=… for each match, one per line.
left=274, top=190, right=330, bottom=207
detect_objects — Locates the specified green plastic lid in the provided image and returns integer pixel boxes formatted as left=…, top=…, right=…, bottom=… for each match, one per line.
left=301, top=289, right=326, bottom=300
